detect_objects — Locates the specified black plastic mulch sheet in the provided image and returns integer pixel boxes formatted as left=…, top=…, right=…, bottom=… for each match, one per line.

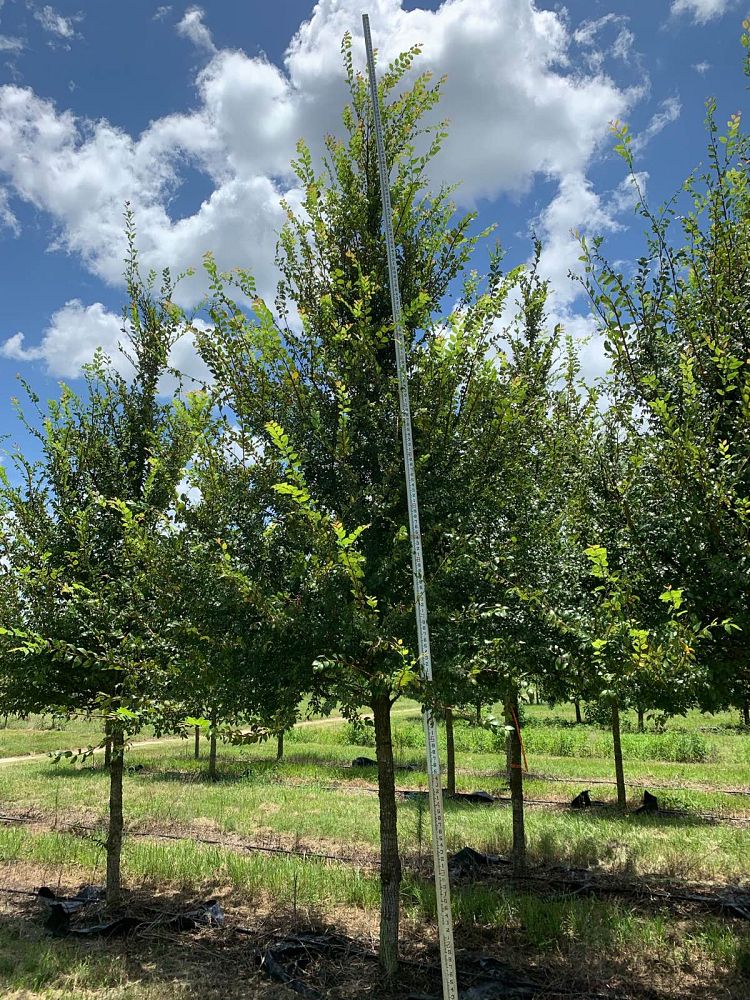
left=402, top=790, right=497, bottom=805
left=448, top=846, right=509, bottom=875
left=258, top=932, right=352, bottom=999
left=406, top=955, right=541, bottom=998
left=37, top=885, right=224, bottom=937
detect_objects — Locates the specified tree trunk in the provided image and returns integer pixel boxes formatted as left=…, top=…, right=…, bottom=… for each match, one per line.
left=505, top=721, right=513, bottom=778
left=637, top=706, right=645, bottom=733
left=445, top=708, right=456, bottom=797
left=194, top=725, right=200, bottom=759
left=475, top=700, right=481, bottom=726
left=372, top=692, right=401, bottom=980
left=104, top=718, right=112, bottom=768
left=277, top=730, right=284, bottom=761
left=505, top=692, right=526, bottom=872
left=743, top=702, right=750, bottom=727
left=611, top=700, right=627, bottom=809
left=208, top=708, right=218, bottom=781
left=574, top=699, right=582, bottom=725
left=106, top=725, right=124, bottom=907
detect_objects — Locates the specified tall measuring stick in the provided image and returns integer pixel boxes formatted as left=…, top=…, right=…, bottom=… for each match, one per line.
left=362, top=15, right=458, bottom=999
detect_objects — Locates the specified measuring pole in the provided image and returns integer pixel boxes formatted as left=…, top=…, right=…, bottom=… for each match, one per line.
left=362, top=15, right=458, bottom=1000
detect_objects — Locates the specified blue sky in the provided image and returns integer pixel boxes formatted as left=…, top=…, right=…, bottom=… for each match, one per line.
left=0, top=0, right=746, bottom=465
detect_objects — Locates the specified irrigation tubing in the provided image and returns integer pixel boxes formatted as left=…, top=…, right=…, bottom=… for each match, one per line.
left=0, top=812, right=380, bottom=868
left=0, top=885, right=40, bottom=897
left=348, top=757, right=750, bottom=798
left=4, top=763, right=750, bottom=829
left=521, top=770, right=750, bottom=797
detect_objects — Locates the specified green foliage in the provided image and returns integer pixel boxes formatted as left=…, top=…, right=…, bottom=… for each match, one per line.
left=344, top=717, right=376, bottom=747
left=196, top=35, right=529, bottom=720
left=579, top=97, right=750, bottom=714
left=0, top=218, right=209, bottom=727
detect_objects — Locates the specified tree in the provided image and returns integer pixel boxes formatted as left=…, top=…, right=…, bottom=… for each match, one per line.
left=0, top=225, right=206, bottom=904
left=164, top=419, right=317, bottom=779
left=534, top=391, right=721, bottom=806
left=574, top=543, right=715, bottom=807
left=444, top=259, right=587, bottom=870
left=578, top=87, right=749, bottom=721
left=196, top=36, right=528, bottom=975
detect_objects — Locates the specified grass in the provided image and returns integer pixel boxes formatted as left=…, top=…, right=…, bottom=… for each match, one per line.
left=291, top=713, right=750, bottom=764
left=1, top=825, right=748, bottom=998
left=0, top=702, right=426, bottom=760
left=0, top=699, right=748, bottom=996
left=0, top=714, right=156, bottom=760
left=0, top=924, right=135, bottom=998
left=0, top=904, right=273, bottom=999
left=6, top=701, right=746, bottom=764
left=2, top=744, right=749, bottom=881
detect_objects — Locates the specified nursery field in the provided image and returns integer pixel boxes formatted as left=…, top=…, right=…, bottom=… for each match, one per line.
left=0, top=704, right=748, bottom=999
left=1, top=19, right=749, bottom=1000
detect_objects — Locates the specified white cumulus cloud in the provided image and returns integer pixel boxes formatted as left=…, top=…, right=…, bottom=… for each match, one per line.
left=31, top=4, right=82, bottom=43
left=0, top=0, right=645, bottom=379
left=574, top=13, right=636, bottom=72
left=0, top=35, right=24, bottom=53
left=2, top=300, right=123, bottom=378
left=0, top=186, right=19, bottom=233
left=1, top=299, right=212, bottom=386
left=632, top=96, right=681, bottom=153
left=530, top=169, right=650, bottom=382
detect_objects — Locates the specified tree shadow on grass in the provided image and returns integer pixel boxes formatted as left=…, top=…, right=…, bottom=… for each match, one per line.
left=439, top=793, right=744, bottom=831
left=0, top=897, right=286, bottom=1000
left=2, top=889, right=747, bottom=1000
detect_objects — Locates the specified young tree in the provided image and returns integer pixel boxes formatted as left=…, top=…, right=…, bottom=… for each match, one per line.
left=578, top=89, right=749, bottom=720
left=196, top=37, right=528, bottom=975
left=445, top=262, right=588, bottom=870
left=163, top=422, right=317, bottom=779
left=0, top=227, right=206, bottom=905
left=574, top=544, right=715, bottom=807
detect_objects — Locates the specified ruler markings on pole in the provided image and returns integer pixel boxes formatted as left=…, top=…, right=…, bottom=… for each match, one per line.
left=362, top=15, right=458, bottom=1000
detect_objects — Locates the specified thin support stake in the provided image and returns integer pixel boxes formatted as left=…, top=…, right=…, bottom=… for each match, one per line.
left=362, top=14, right=458, bottom=1000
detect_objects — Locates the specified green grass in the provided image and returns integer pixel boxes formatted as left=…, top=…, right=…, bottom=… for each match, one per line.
left=0, top=714, right=156, bottom=760
left=1, top=824, right=748, bottom=998
left=289, top=711, right=750, bottom=764
left=1, top=703, right=749, bottom=998
left=0, top=909, right=265, bottom=999
left=1, top=744, right=748, bottom=881
left=0, top=703, right=425, bottom=760
left=514, top=752, right=750, bottom=790
left=4, top=702, right=747, bottom=767
left=0, top=823, right=746, bottom=964
left=0, top=925, right=135, bottom=998
left=522, top=702, right=746, bottom=733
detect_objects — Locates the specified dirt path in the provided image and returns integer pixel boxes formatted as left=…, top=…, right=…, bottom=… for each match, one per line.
left=0, top=707, right=420, bottom=768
